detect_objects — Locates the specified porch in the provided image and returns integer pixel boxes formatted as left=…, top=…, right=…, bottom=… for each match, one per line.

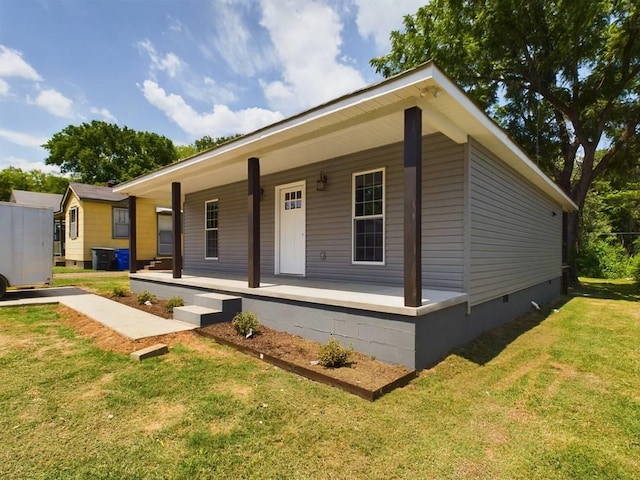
left=129, top=271, right=469, bottom=369
left=131, top=271, right=468, bottom=316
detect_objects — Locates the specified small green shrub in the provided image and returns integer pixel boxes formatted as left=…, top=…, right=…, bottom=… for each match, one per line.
left=231, top=311, right=259, bottom=336
left=112, top=285, right=128, bottom=297
left=137, top=290, right=156, bottom=305
left=165, top=296, right=184, bottom=313
left=318, top=338, right=353, bottom=368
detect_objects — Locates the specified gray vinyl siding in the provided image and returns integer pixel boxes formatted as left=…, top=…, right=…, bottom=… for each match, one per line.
left=183, top=133, right=464, bottom=291
left=469, top=139, right=562, bottom=305
left=421, top=134, right=465, bottom=290
left=184, top=183, right=248, bottom=273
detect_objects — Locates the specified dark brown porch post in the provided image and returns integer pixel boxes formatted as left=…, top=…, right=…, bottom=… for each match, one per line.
left=248, top=157, right=260, bottom=288
left=404, top=106, right=422, bottom=307
left=172, top=182, right=183, bottom=279
left=128, top=195, right=137, bottom=273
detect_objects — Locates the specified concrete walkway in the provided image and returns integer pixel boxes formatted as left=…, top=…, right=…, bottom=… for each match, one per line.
left=0, top=287, right=196, bottom=340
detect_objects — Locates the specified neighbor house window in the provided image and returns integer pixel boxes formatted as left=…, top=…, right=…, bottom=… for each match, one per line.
left=352, top=168, right=385, bottom=263
left=113, top=207, right=129, bottom=238
left=69, top=206, right=78, bottom=239
left=205, top=199, right=219, bottom=259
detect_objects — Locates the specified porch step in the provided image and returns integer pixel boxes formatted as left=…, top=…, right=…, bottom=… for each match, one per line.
left=172, top=292, right=242, bottom=327
left=144, top=257, right=173, bottom=271
left=173, top=305, right=222, bottom=327
left=193, top=292, right=242, bottom=317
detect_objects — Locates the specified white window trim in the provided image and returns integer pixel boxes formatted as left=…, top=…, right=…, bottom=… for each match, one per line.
left=112, top=206, right=129, bottom=239
left=69, top=206, right=78, bottom=240
left=352, top=167, right=386, bottom=265
left=204, top=199, right=219, bottom=260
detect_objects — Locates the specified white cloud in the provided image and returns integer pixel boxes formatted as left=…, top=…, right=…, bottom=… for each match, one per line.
left=137, top=38, right=238, bottom=105
left=137, top=39, right=183, bottom=78
left=0, top=127, right=48, bottom=148
left=182, top=76, right=238, bottom=105
left=167, top=15, right=184, bottom=33
left=209, top=0, right=276, bottom=77
left=0, top=155, right=59, bottom=173
left=0, top=78, right=9, bottom=96
left=258, top=0, right=366, bottom=114
left=140, top=80, right=283, bottom=137
left=0, top=45, right=42, bottom=81
left=90, top=107, right=118, bottom=123
left=27, top=88, right=75, bottom=118
left=352, top=0, right=425, bottom=52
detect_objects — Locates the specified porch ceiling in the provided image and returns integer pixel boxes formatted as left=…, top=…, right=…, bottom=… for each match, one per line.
left=115, top=62, right=577, bottom=211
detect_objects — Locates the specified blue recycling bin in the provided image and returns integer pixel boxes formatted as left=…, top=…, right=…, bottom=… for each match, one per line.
left=114, top=248, right=130, bottom=271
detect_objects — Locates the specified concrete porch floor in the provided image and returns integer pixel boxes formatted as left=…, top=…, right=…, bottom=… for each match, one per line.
left=130, top=271, right=468, bottom=317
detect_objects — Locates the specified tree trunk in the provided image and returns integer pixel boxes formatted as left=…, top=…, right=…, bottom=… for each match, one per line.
left=565, top=210, right=580, bottom=284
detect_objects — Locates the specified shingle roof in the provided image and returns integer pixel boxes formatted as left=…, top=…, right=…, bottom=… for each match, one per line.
left=69, top=182, right=127, bottom=202
left=10, top=190, right=63, bottom=210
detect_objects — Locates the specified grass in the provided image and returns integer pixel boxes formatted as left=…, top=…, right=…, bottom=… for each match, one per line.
left=0, top=279, right=638, bottom=479
left=53, top=274, right=129, bottom=296
left=53, top=266, right=99, bottom=274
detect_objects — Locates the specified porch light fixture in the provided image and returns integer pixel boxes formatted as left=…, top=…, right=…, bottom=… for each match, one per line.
left=316, top=171, right=327, bottom=191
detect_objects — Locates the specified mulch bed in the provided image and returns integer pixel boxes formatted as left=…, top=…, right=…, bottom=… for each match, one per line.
left=106, top=292, right=417, bottom=400
left=198, top=322, right=416, bottom=400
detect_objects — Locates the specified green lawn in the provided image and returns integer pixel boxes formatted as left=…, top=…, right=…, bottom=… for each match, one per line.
left=0, top=279, right=638, bottom=479
left=53, top=274, right=129, bottom=296
left=53, top=267, right=98, bottom=274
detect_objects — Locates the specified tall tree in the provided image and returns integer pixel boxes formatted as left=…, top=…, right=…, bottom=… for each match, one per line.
left=193, top=134, right=238, bottom=152
left=371, top=0, right=640, bottom=275
left=0, top=167, right=69, bottom=202
left=175, top=135, right=241, bottom=160
left=43, top=121, right=178, bottom=184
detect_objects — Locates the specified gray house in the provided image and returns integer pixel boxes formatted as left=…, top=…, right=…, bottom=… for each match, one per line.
left=115, top=62, right=577, bottom=370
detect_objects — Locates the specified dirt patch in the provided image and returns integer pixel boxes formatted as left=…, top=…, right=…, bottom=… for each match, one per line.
left=55, top=305, right=201, bottom=355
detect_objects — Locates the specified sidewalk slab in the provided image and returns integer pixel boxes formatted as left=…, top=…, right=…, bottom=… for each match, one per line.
left=58, top=294, right=196, bottom=340
left=1, top=288, right=196, bottom=340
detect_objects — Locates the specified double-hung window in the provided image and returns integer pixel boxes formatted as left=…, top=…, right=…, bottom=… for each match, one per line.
left=205, top=199, right=219, bottom=259
left=112, top=207, right=129, bottom=238
left=69, top=206, right=78, bottom=239
left=352, top=168, right=385, bottom=263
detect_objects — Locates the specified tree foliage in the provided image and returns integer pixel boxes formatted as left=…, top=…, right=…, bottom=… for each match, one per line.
left=42, top=121, right=178, bottom=184
left=175, top=134, right=240, bottom=160
left=0, top=167, right=69, bottom=202
left=577, top=161, right=640, bottom=278
left=371, top=0, right=640, bottom=271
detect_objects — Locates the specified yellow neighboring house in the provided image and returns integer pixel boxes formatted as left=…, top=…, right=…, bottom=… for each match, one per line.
left=60, top=182, right=172, bottom=269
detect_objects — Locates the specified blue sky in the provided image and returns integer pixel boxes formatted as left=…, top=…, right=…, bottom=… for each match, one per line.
left=0, top=0, right=425, bottom=173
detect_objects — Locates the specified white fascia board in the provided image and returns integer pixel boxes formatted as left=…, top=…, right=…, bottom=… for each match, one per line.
left=115, top=64, right=438, bottom=195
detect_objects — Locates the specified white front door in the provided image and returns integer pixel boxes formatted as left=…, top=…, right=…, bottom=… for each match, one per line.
left=276, top=182, right=305, bottom=275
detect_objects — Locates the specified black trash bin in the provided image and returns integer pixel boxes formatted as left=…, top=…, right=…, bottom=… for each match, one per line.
left=91, top=247, right=116, bottom=270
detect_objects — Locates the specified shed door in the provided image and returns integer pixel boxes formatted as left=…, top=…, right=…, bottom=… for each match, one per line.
left=276, top=182, right=305, bottom=275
